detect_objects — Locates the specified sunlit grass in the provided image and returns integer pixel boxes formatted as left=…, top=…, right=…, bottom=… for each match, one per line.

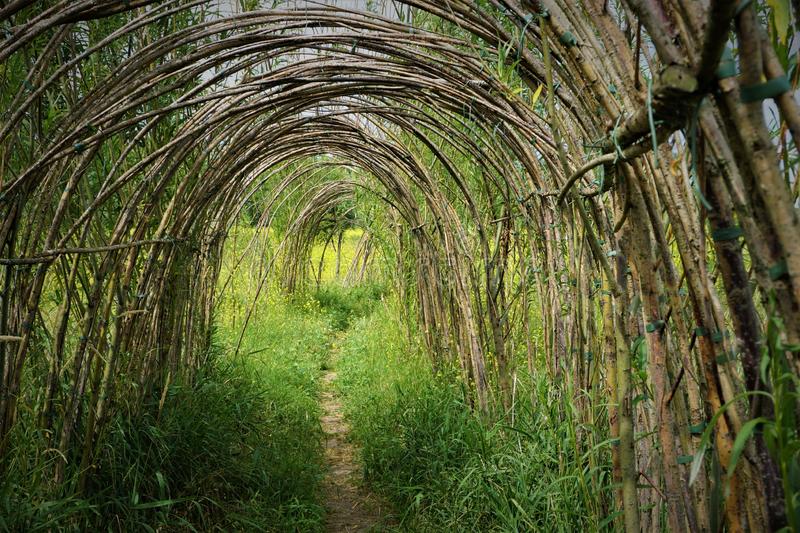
left=334, top=301, right=613, bottom=532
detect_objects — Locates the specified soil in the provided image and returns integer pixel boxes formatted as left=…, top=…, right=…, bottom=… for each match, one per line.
left=320, top=370, right=393, bottom=532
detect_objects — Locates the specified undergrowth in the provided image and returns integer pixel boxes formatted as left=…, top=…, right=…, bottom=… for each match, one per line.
left=336, top=301, right=612, bottom=532
left=310, top=282, right=387, bottom=330
left=2, top=269, right=612, bottom=532
left=1, top=298, right=329, bottom=532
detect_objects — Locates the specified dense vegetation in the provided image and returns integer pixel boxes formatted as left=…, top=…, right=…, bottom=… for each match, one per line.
left=336, top=303, right=609, bottom=531
left=2, top=1, right=800, bottom=532
left=0, top=231, right=333, bottom=530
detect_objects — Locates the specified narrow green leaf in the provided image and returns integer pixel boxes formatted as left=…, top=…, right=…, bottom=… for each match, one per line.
left=727, top=417, right=769, bottom=485
left=530, top=84, right=543, bottom=108
left=767, top=0, right=791, bottom=43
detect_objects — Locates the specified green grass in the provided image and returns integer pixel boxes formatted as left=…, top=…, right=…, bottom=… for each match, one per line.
left=308, top=228, right=366, bottom=284
left=0, top=299, right=331, bottom=532
left=311, top=282, right=387, bottom=330
left=335, top=301, right=613, bottom=532
left=2, top=255, right=340, bottom=533
left=1, top=217, right=613, bottom=532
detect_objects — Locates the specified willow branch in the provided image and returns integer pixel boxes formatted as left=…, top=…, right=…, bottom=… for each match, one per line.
left=0, top=238, right=181, bottom=265
left=555, top=140, right=654, bottom=205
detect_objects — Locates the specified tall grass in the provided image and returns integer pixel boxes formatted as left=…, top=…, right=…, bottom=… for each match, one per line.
left=0, top=308, right=329, bottom=531
left=335, top=300, right=613, bottom=532
left=311, top=282, right=387, bottom=330
left=1, top=297, right=331, bottom=532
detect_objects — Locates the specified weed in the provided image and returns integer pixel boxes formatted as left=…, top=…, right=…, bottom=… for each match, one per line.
left=1, top=299, right=330, bottom=532
left=311, top=282, right=387, bottom=330
left=335, top=303, right=611, bottom=532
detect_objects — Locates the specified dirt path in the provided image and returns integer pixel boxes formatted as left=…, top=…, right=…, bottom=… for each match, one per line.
left=320, top=370, right=391, bottom=532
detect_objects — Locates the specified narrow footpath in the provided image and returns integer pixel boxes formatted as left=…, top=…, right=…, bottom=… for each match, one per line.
left=320, top=368, right=392, bottom=532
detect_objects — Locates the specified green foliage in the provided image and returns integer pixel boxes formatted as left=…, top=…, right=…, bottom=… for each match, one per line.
left=689, top=296, right=800, bottom=530
left=311, top=282, right=387, bottom=330
left=1, top=295, right=332, bottom=532
left=0, top=348, right=325, bottom=531
left=335, top=304, right=611, bottom=532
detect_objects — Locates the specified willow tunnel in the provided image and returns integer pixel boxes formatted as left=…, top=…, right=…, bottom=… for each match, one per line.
left=1, top=1, right=799, bottom=531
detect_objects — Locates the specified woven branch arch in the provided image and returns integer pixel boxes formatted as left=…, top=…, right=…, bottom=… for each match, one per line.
left=1, top=1, right=799, bottom=530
